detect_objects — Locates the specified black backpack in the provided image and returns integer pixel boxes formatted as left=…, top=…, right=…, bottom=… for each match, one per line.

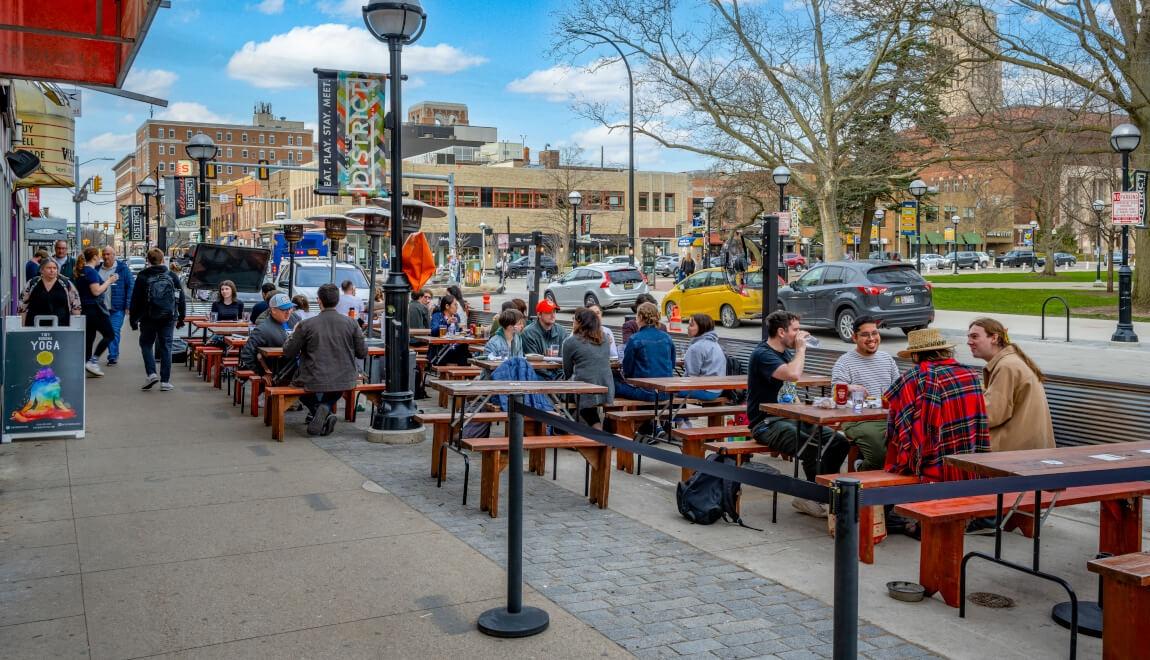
left=676, top=454, right=743, bottom=525
left=722, top=355, right=748, bottom=405
left=146, top=272, right=177, bottom=321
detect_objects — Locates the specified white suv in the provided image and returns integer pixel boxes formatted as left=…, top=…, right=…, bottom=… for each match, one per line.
left=274, top=258, right=371, bottom=309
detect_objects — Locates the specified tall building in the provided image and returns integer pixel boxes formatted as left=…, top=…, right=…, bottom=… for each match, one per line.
left=936, top=6, right=1003, bottom=117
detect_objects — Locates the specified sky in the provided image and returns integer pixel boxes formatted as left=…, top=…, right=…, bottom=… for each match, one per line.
left=43, top=0, right=707, bottom=228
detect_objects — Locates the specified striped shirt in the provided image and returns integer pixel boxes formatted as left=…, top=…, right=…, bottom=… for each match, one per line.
left=830, top=350, right=902, bottom=398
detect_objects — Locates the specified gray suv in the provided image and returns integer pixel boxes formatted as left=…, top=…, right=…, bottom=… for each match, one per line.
left=544, top=264, right=649, bottom=311
left=778, top=261, right=934, bottom=341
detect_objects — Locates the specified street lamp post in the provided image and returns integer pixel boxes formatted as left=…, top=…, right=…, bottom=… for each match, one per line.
left=478, top=223, right=488, bottom=284
left=909, top=179, right=928, bottom=272
left=1110, top=123, right=1140, bottom=342
left=136, top=176, right=156, bottom=252
left=267, top=215, right=314, bottom=300
left=185, top=133, right=219, bottom=244
left=347, top=207, right=388, bottom=338
left=568, top=191, right=582, bottom=269
left=1029, top=219, right=1039, bottom=273
left=874, top=209, right=885, bottom=257
left=951, top=215, right=960, bottom=275
left=773, top=166, right=791, bottom=280
left=1092, top=199, right=1105, bottom=287
left=156, top=177, right=168, bottom=253
left=702, top=196, right=715, bottom=262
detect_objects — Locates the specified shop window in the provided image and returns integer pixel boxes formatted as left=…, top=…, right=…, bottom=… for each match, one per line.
left=664, top=193, right=675, bottom=212
left=639, top=192, right=649, bottom=212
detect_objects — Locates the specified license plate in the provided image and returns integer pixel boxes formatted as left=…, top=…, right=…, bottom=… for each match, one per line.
left=623, top=282, right=634, bottom=289
left=895, top=295, right=915, bottom=305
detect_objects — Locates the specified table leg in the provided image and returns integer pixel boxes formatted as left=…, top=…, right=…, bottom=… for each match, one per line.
left=1032, top=489, right=1042, bottom=572
left=920, top=519, right=965, bottom=607
left=1099, top=497, right=1143, bottom=556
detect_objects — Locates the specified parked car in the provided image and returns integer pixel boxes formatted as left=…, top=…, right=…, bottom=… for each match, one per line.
left=783, top=252, right=807, bottom=270
left=127, top=256, right=147, bottom=274
left=507, top=255, right=557, bottom=279
left=543, top=263, right=648, bottom=311
left=273, top=258, right=371, bottom=309
left=661, top=267, right=770, bottom=328
left=995, top=250, right=1038, bottom=268
left=869, top=251, right=902, bottom=262
left=777, top=261, right=934, bottom=342
left=601, top=255, right=633, bottom=265
left=940, top=251, right=981, bottom=270
left=917, top=253, right=948, bottom=269
left=975, top=252, right=992, bottom=268
left=655, top=254, right=679, bottom=276
left=1037, top=252, right=1077, bottom=267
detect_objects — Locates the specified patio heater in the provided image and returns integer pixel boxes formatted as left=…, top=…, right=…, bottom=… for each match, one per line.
left=347, top=206, right=390, bottom=338
left=266, top=215, right=314, bottom=298
left=311, top=214, right=351, bottom=286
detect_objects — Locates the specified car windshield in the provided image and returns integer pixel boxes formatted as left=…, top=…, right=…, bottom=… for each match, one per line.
left=129, top=257, right=145, bottom=264
left=744, top=271, right=762, bottom=287
left=866, top=266, right=925, bottom=285
left=295, top=265, right=369, bottom=288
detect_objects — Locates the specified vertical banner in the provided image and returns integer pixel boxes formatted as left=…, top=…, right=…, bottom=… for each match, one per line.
left=314, top=68, right=387, bottom=197
left=121, top=205, right=145, bottom=242
left=169, top=176, right=199, bottom=231
left=27, top=187, right=40, bottom=216
left=3, top=323, right=86, bottom=442
left=900, top=202, right=917, bottom=235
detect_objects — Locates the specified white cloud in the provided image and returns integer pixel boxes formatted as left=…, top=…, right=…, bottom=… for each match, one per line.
left=123, top=68, right=178, bottom=99
left=507, top=59, right=630, bottom=104
left=226, top=24, right=486, bottom=89
left=255, top=0, right=285, bottom=14
left=156, top=102, right=234, bottom=124
left=82, top=132, right=135, bottom=153
left=568, top=124, right=666, bottom=169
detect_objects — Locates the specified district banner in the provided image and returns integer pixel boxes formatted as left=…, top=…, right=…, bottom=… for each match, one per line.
left=167, top=176, right=200, bottom=231
left=314, top=68, right=387, bottom=198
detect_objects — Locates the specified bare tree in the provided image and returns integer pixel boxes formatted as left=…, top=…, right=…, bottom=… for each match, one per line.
left=537, top=147, right=600, bottom=267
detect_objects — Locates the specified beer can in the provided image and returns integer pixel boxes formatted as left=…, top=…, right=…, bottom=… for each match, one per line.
left=833, top=383, right=849, bottom=406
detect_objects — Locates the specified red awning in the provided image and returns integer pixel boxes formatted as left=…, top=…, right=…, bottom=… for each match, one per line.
left=0, top=0, right=161, bottom=88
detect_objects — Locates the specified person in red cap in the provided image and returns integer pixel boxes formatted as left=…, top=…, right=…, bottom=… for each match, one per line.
left=521, top=299, right=569, bottom=379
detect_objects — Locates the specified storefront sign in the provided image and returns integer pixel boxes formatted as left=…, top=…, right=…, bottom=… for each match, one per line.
left=14, top=80, right=76, bottom=189
left=27, top=187, right=40, bottom=216
left=777, top=211, right=791, bottom=236
left=314, top=68, right=387, bottom=197
left=3, top=323, right=86, bottom=442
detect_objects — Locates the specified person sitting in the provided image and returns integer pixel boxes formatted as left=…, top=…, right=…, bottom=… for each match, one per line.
left=586, top=304, right=619, bottom=359
left=18, top=258, right=81, bottom=327
left=749, top=310, right=850, bottom=518
left=885, top=328, right=990, bottom=483
left=428, top=294, right=471, bottom=366
left=239, top=293, right=295, bottom=376
left=966, top=317, right=1054, bottom=452
left=211, top=279, right=244, bottom=321
left=488, top=298, right=527, bottom=337
left=562, top=307, right=615, bottom=428
left=292, top=294, right=316, bottom=321
left=484, top=308, right=525, bottom=358
left=334, top=279, right=363, bottom=318
left=620, top=293, right=662, bottom=346
left=520, top=299, right=570, bottom=379
left=281, top=283, right=367, bottom=436
left=248, top=282, right=279, bottom=323
left=680, top=313, right=726, bottom=401
left=831, top=317, right=902, bottom=471
left=615, top=302, right=676, bottom=402
left=447, top=284, right=471, bottom=325
left=408, top=289, right=431, bottom=329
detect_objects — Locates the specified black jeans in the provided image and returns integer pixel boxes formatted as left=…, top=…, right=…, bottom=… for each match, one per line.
left=301, top=391, right=342, bottom=415
left=83, top=304, right=114, bottom=361
left=753, top=419, right=850, bottom=482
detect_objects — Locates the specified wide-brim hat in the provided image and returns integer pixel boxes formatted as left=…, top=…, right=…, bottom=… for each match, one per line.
left=898, top=328, right=955, bottom=358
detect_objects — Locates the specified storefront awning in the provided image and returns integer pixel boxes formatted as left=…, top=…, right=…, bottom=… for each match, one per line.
left=961, top=232, right=982, bottom=246
left=0, top=0, right=162, bottom=87
left=925, top=232, right=945, bottom=245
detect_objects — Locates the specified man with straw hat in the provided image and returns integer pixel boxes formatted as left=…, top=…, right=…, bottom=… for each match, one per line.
left=884, top=328, right=990, bottom=484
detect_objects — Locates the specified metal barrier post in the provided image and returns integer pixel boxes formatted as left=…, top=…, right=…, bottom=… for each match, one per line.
left=1040, top=295, right=1071, bottom=342
left=832, top=478, right=861, bottom=660
left=478, top=395, right=550, bottom=638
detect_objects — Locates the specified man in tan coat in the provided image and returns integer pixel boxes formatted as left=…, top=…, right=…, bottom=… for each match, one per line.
left=967, top=318, right=1055, bottom=451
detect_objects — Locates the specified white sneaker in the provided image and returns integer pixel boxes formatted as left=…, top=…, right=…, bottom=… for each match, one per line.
left=160, top=382, right=174, bottom=392
left=85, top=361, right=105, bottom=377
left=792, top=498, right=828, bottom=518
left=141, top=374, right=160, bottom=390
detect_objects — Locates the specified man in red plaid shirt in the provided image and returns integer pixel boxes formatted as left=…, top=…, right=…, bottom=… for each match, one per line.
left=884, top=328, right=990, bottom=483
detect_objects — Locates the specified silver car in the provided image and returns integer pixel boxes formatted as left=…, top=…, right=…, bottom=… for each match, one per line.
left=544, top=264, right=649, bottom=311
left=274, top=258, right=372, bottom=309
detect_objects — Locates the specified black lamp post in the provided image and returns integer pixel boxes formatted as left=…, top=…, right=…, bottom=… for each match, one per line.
left=1092, top=199, right=1105, bottom=286
left=773, top=165, right=791, bottom=280
left=267, top=215, right=314, bottom=299
left=701, top=196, right=715, bottom=262
left=909, top=179, right=928, bottom=272
left=874, top=209, right=885, bottom=257
left=1029, top=219, right=1039, bottom=273
left=156, top=177, right=168, bottom=253
left=568, top=190, right=582, bottom=269
left=363, top=0, right=427, bottom=434
left=951, top=215, right=960, bottom=275
left=185, top=133, right=219, bottom=244
left=1110, top=122, right=1140, bottom=342
left=136, top=176, right=156, bottom=252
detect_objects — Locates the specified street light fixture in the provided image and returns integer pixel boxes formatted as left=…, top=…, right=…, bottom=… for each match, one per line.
left=265, top=216, right=315, bottom=299
left=185, top=132, right=219, bottom=244
left=702, top=196, right=715, bottom=261
left=1109, top=122, right=1140, bottom=342
left=136, top=176, right=157, bottom=251
left=951, top=215, right=960, bottom=275
left=874, top=209, right=885, bottom=257
left=909, top=179, right=928, bottom=272
left=772, top=166, right=791, bottom=279
left=568, top=190, right=582, bottom=269
left=156, top=177, right=168, bottom=253
left=1092, top=199, right=1106, bottom=286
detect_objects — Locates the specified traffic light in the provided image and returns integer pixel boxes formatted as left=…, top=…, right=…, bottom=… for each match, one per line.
left=92, top=175, right=102, bottom=192
left=235, top=192, right=244, bottom=207
left=257, top=159, right=270, bottom=181
left=205, top=162, right=218, bottom=179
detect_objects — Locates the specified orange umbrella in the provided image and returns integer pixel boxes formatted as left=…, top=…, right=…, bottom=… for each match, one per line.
left=403, top=232, right=437, bottom=291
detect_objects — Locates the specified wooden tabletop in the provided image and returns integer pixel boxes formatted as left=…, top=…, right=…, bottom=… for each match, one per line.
left=191, top=320, right=249, bottom=330
left=430, top=379, right=608, bottom=397
left=797, top=375, right=832, bottom=388
left=759, top=403, right=888, bottom=425
left=426, top=335, right=488, bottom=345
left=258, top=346, right=385, bottom=358
left=224, top=336, right=248, bottom=348
left=945, top=441, right=1150, bottom=478
left=472, top=357, right=562, bottom=371
left=626, top=375, right=750, bottom=391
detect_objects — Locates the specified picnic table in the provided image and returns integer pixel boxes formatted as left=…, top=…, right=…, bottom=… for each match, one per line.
left=426, top=334, right=487, bottom=346
left=759, top=402, right=887, bottom=475
left=189, top=319, right=250, bottom=341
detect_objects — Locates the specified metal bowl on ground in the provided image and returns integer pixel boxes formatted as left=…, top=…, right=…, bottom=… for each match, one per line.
left=886, top=581, right=926, bottom=602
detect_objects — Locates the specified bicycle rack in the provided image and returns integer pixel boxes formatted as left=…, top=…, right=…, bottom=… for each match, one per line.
left=1041, top=296, right=1071, bottom=342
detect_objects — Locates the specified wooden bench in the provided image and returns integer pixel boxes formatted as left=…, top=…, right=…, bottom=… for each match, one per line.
left=415, top=411, right=512, bottom=480
left=896, top=482, right=1150, bottom=607
left=460, top=435, right=611, bottom=517
left=816, top=470, right=923, bottom=564
left=264, top=383, right=387, bottom=441
left=607, top=405, right=745, bottom=473
left=1088, top=552, right=1150, bottom=659
left=233, top=369, right=256, bottom=406
left=671, top=426, right=750, bottom=481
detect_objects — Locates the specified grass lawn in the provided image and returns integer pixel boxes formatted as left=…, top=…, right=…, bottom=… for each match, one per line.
left=932, top=287, right=1150, bottom=322
left=924, top=270, right=1122, bottom=283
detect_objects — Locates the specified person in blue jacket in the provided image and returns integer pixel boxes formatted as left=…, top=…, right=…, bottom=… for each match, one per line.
left=615, top=302, right=676, bottom=402
left=98, top=246, right=134, bottom=365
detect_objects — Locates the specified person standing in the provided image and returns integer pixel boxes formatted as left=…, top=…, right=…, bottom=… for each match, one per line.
left=830, top=317, right=902, bottom=470
left=25, top=249, right=48, bottom=283
left=211, top=280, right=244, bottom=321
left=407, top=289, right=432, bottom=329
left=677, top=253, right=696, bottom=283
left=98, top=246, right=134, bottom=366
left=18, top=259, right=81, bottom=327
left=281, top=283, right=367, bottom=436
left=50, top=240, right=76, bottom=276
left=966, top=317, right=1054, bottom=452
left=74, top=247, right=118, bottom=377
left=129, top=248, right=186, bottom=391
left=334, top=279, right=363, bottom=317
left=562, top=307, right=615, bottom=428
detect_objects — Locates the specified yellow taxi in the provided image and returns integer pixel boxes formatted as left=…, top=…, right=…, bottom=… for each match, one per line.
left=661, top=268, right=769, bottom=328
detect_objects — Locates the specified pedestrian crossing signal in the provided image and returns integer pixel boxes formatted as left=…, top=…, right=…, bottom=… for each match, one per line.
left=257, top=159, right=269, bottom=181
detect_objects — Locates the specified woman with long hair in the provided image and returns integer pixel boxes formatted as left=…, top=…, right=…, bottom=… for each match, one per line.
left=967, top=317, right=1054, bottom=451
left=74, top=246, right=119, bottom=376
left=18, top=259, right=81, bottom=327
left=211, top=279, right=244, bottom=321
left=562, top=307, right=615, bottom=428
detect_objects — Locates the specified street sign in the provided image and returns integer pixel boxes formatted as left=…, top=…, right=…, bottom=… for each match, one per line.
left=777, top=211, right=791, bottom=236
left=218, top=194, right=229, bottom=204
left=1134, top=170, right=1149, bottom=227
left=1112, top=191, right=1143, bottom=224
left=900, top=202, right=917, bottom=235
left=496, top=233, right=509, bottom=250
left=678, top=236, right=694, bottom=247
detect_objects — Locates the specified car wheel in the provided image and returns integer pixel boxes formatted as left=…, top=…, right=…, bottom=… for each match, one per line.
left=901, top=325, right=926, bottom=335
left=583, top=293, right=599, bottom=308
left=719, top=304, right=740, bottom=329
left=544, top=292, right=558, bottom=310
left=835, top=308, right=857, bottom=342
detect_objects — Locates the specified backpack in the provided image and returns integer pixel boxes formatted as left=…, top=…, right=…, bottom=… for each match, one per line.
left=146, top=272, right=177, bottom=321
left=675, top=454, right=743, bottom=525
left=722, top=355, right=748, bottom=406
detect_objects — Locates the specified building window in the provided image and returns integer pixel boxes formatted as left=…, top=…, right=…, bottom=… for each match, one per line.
left=216, top=131, right=222, bottom=141
left=664, top=193, right=675, bottom=212
left=186, top=129, right=193, bottom=139
left=227, top=165, right=233, bottom=174
left=168, top=128, right=175, bottom=138
left=226, top=147, right=233, bottom=158
left=156, top=127, right=164, bottom=138
left=241, top=149, right=249, bottom=159
left=639, top=192, right=649, bottom=212
left=288, top=135, right=294, bottom=146
left=242, top=133, right=248, bottom=143
left=607, top=192, right=623, bottom=210
left=258, top=149, right=265, bottom=160
left=297, top=150, right=303, bottom=161
left=287, top=152, right=294, bottom=163
left=269, top=134, right=275, bottom=145
left=158, top=162, right=165, bottom=171
left=269, top=150, right=275, bottom=161
left=226, top=132, right=233, bottom=141
left=259, top=134, right=265, bottom=144
left=652, top=193, right=661, bottom=212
